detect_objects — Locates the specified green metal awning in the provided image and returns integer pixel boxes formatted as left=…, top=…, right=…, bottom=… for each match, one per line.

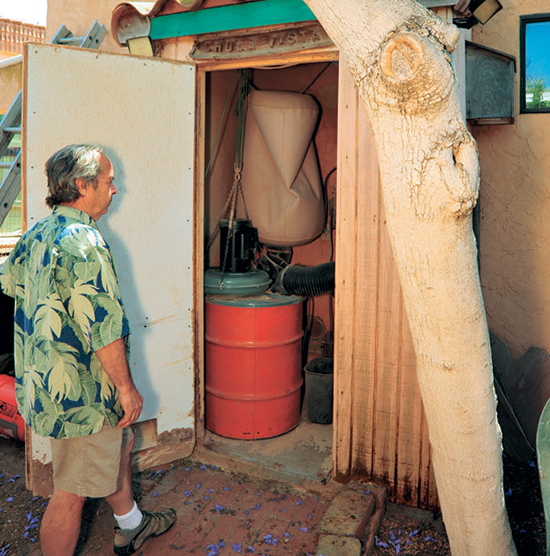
left=150, top=0, right=316, bottom=40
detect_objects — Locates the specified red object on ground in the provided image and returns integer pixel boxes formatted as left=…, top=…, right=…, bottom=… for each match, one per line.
left=205, top=295, right=304, bottom=440
left=0, top=374, right=25, bottom=441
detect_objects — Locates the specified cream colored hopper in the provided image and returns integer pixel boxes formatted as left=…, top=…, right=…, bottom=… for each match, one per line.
left=240, top=90, right=325, bottom=247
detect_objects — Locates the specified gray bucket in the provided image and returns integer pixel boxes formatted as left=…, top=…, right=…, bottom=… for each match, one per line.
left=304, top=357, right=333, bottom=424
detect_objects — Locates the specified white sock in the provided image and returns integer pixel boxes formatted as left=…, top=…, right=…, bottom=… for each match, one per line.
left=114, top=501, right=143, bottom=530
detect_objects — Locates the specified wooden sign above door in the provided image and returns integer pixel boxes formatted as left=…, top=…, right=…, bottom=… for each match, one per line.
left=190, top=22, right=333, bottom=60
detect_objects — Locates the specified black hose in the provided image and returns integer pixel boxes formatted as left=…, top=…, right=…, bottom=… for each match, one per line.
left=273, top=262, right=335, bottom=297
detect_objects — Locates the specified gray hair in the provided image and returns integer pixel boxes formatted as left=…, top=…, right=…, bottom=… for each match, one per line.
left=45, top=144, right=105, bottom=209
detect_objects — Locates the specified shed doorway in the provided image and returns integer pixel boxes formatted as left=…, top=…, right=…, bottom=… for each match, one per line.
left=199, top=58, right=338, bottom=486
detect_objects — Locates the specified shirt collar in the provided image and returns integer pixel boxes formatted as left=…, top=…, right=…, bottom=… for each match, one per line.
left=53, top=205, right=97, bottom=228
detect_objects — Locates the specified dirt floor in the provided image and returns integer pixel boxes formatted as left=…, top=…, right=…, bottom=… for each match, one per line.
left=0, top=434, right=546, bottom=556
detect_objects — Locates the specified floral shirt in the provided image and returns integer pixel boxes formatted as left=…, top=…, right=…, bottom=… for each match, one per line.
left=0, top=206, right=130, bottom=439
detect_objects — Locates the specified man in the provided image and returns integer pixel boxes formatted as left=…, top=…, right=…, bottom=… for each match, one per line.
left=0, top=145, right=176, bottom=556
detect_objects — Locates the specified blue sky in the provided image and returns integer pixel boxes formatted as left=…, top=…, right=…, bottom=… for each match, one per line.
left=525, top=20, right=550, bottom=86
left=0, top=0, right=47, bottom=25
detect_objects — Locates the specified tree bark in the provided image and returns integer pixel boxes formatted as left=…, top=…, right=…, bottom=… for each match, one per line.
left=301, top=1, right=517, bottom=554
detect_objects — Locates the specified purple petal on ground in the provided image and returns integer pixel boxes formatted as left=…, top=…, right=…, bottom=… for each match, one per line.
left=409, top=529, right=419, bottom=538
left=529, top=461, right=536, bottom=468
left=284, top=533, right=290, bottom=538
left=26, top=512, right=33, bottom=521
left=204, top=496, right=210, bottom=500
left=196, top=483, right=202, bottom=490
left=389, top=531, right=396, bottom=540
left=215, top=504, right=224, bottom=512
left=272, top=537, right=279, bottom=546
left=220, top=540, right=226, bottom=547
left=396, top=545, right=401, bottom=554
left=6, top=497, right=13, bottom=502
left=185, top=490, right=191, bottom=497
left=206, top=488, right=215, bottom=494
left=30, top=517, right=39, bottom=525
left=365, top=491, right=371, bottom=495
left=233, top=542, right=242, bottom=553
left=307, top=514, right=312, bottom=519
left=32, top=496, right=39, bottom=501
left=520, top=529, right=527, bottom=533
left=279, top=509, right=285, bottom=513
left=211, top=465, right=217, bottom=470
left=300, top=527, right=308, bottom=532
left=156, top=469, right=164, bottom=475
left=248, top=546, right=256, bottom=553
left=244, top=509, right=250, bottom=516
left=201, top=465, right=206, bottom=469
left=30, top=538, right=36, bottom=543
left=224, top=487, right=231, bottom=491
left=152, top=492, right=158, bottom=498
left=22, top=532, right=29, bottom=538
left=185, top=467, right=192, bottom=471
left=296, top=500, right=302, bottom=506
left=253, top=503, right=261, bottom=510
left=377, top=542, right=388, bottom=548
left=264, top=535, right=272, bottom=540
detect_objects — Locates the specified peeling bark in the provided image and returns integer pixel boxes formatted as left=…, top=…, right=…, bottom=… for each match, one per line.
left=302, top=1, right=517, bottom=554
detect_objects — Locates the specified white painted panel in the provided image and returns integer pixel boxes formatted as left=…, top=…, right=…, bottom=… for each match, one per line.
left=24, top=44, right=196, bottom=449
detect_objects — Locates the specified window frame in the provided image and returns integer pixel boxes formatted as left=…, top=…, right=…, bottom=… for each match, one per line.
left=520, top=13, right=550, bottom=114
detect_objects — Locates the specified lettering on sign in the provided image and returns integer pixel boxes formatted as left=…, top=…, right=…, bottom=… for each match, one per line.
left=190, top=23, right=332, bottom=59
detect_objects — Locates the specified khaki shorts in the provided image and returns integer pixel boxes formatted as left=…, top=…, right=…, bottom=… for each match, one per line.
left=50, top=423, right=134, bottom=498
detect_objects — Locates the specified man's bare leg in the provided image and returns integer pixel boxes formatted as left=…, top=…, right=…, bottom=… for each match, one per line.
left=40, top=488, right=86, bottom=556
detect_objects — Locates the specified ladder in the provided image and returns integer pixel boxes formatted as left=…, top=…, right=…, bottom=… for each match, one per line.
left=0, top=21, right=107, bottom=228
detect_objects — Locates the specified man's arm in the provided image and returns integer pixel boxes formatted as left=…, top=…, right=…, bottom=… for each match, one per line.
left=95, top=338, right=143, bottom=428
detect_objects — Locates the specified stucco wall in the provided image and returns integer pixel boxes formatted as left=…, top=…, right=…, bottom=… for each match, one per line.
left=472, top=0, right=550, bottom=360
left=0, top=62, right=22, bottom=113
left=46, top=0, right=122, bottom=52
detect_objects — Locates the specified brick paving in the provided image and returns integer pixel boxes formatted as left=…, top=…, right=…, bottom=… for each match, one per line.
left=76, top=460, right=331, bottom=556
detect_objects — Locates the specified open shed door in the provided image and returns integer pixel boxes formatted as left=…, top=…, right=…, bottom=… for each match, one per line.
left=23, top=43, right=196, bottom=496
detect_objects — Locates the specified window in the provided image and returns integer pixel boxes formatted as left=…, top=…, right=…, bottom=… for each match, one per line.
left=520, top=14, right=550, bottom=113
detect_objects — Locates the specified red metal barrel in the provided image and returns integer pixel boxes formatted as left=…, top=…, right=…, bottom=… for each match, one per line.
left=205, top=294, right=304, bottom=439
left=0, top=375, right=25, bottom=441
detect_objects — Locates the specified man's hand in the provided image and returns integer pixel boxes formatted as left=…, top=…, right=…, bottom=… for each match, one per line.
left=95, top=338, right=143, bottom=428
left=116, top=385, right=144, bottom=428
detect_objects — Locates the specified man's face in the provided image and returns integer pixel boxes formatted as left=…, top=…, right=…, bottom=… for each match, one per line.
left=87, top=154, right=117, bottom=221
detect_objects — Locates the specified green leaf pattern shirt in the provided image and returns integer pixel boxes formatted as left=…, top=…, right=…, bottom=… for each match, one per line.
left=0, top=206, right=130, bottom=439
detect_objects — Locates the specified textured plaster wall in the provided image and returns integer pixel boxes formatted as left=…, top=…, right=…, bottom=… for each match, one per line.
left=471, top=0, right=550, bottom=360
left=46, top=0, right=122, bottom=51
left=0, top=62, right=21, bottom=113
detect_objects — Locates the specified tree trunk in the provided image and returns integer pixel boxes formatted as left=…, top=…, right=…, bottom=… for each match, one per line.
left=302, top=1, right=517, bottom=554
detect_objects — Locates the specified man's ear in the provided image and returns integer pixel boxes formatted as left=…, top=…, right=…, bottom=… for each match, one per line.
left=75, top=178, right=89, bottom=196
